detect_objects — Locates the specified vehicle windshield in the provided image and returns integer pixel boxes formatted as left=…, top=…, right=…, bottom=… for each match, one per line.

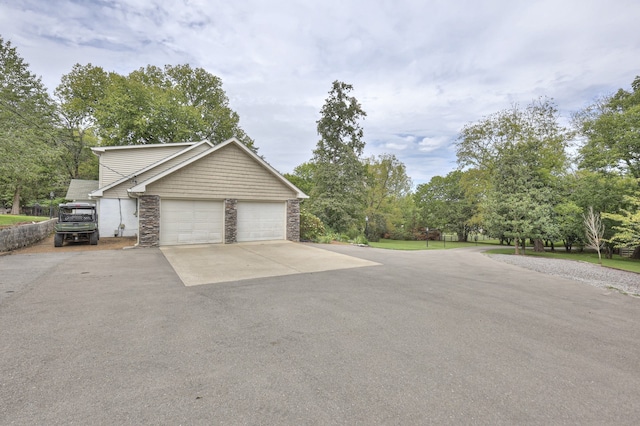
left=59, top=206, right=96, bottom=221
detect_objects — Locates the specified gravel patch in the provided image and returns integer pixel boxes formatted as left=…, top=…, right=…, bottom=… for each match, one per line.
left=487, top=254, right=640, bottom=296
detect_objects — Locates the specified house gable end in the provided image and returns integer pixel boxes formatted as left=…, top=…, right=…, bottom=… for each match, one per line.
left=94, top=143, right=196, bottom=189
left=99, top=141, right=213, bottom=199
left=146, top=143, right=298, bottom=200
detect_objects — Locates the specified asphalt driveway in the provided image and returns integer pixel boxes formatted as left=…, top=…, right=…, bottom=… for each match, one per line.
left=1, top=244, right=639, bottom=424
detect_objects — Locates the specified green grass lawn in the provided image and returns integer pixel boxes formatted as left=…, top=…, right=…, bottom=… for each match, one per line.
left=0, top=215, right=51, bottom=226
left=486, top=247, right=640, bottom=274
left=369, top=238, right=502, bottom=250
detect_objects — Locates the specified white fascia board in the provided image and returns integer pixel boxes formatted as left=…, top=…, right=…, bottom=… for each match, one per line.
left=91, top=141, right=196, bottom=154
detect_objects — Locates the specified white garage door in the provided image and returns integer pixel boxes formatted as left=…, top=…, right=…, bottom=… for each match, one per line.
left=160, top=200, right=223, bottom=245
left=237, top=201, right=285, bottom=242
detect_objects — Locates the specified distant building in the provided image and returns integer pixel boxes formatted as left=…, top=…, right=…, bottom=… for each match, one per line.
left=65, top=179, right=99, bottom=203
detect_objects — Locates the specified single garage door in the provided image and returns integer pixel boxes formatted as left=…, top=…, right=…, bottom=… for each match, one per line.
left=160, top=200, right=223, bottom=245
left=237, top=201, right=285, bottom=242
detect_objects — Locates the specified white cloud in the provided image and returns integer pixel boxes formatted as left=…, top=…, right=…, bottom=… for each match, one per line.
left=418, top=137, right=449, bottom=153
left=2, top=0, right=639, bottom=184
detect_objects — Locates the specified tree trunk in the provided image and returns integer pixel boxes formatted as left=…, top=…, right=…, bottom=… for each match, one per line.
left=631, top=246, right=640, bottom=260
left=10, top=187, right=20, bottom=215
left=533, top=238, right=545, bottom=252
left=514, top=237, right=520, bottom=255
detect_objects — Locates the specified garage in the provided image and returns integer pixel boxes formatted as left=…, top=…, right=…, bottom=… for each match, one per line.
left=160, top=200, right=223, bottom=245
left=237, top=201, right=286, bottom=242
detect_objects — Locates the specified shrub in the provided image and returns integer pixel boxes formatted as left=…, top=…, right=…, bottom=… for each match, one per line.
left=388, top=228, right=414, bottom=241
left=300, top=209, right=325, bottom=241
left=317, top=234, right=334, bottom=244
left=353, top=234, right=368, bottom=245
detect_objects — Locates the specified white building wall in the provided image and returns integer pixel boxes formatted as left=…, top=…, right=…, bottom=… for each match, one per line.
left=98, top=198, right=138, bottom=238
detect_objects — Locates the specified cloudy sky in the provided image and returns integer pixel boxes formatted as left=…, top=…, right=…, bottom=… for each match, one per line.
left=1, top=0, right=639, bottom=185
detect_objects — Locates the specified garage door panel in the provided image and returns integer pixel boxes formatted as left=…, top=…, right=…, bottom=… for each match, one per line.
left=160, top=200, right=223, bottom=246
left=237, top=202, right=285, bottom=242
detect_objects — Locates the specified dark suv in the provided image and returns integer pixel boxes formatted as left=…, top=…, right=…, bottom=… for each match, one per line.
left=54, top=203, right=99, bottom=247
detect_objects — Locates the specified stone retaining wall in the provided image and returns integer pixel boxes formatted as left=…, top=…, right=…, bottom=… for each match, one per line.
left=0, top=219, right=57, bottom=252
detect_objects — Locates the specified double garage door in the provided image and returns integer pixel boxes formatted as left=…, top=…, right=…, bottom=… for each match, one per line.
left=159, top=200, right=285, bottom=246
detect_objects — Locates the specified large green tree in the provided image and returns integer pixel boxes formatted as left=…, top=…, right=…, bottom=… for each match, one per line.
left=602, top=196, right=640, bottom=250
left=414, top=170, right=478, bottom=242
left=483, top=145, right=558, bottom=254
left=456, top=98, right=570, bottom=252
left=562, top=170, right=637, bottom=256
left=55, top=63, right=108, bottom=179
left=0, top=37, right=58, bottom=213
left=575, top=76, right=640, bottom=178
left=284, top=161, right=317, bottom=197
left=362, top=154, right=412, bottom=240
left=58, top=63, right=254, bottom=150
left=574, top=76, right=640, bottom=258
left=309, top=81, right=367, bottom=232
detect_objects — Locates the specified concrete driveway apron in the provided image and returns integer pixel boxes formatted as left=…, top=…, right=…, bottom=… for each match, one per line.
left=160, top=241, right=380, bottom=286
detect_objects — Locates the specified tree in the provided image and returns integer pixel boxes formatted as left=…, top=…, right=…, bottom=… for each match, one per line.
left=414, top=170, right=477, bottom=242
left=456, top=98, right=570, bottom=252
left=483, top=145, right=558, bottom=254
left=54, top=63, right=108, bottom=179
left=457, top=98, right=569, bottom=175
left=575, top=76, right=640, bottom=179
left=553, top=201, right=584, bottom=252
left=602, top=196, right=640, bottom=256
left=309, top=81, right=367, bottom=232
left=284, top=162, right=317, bottom=197
left=567, top=170, right=638, bottom=257
left=59, top=63, right=255, bottom=149
left=363, top=154, right=412, bottom=240
left=583, top=206, right=605, bottom=265
left=0, top=37, right=58, bottom=213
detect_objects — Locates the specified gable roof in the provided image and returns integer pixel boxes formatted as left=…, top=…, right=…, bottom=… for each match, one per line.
left=128, top=138, right=308, bottom=199
left=66, top=179, right=99, bottom=201
left=89, top=140, right=213, bottom=198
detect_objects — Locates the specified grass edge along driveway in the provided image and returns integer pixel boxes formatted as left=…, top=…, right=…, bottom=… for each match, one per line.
left=369, top=239, right=640, bottom=274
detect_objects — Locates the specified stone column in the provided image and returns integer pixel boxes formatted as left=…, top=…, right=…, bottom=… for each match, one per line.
left=225, top=199, right=237, bottom=244
left=138, top=195, right=160, bottom=247
left=286, top=199, right=300, bottom=242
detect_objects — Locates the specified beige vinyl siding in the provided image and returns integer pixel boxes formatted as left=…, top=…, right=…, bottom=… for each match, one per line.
left=99, top=145, right=188, bottom=188
left=147, top=144, right=297, bottom=200
left=101, top=143, right=211, bottom=199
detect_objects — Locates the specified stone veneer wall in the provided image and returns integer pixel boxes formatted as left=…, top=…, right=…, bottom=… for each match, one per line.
left=286, top=199, right=300, bottom=242
left=0, top=218, right=57, bottom=252
left=138, top=195, right=160, bottom=247
left=225, top=199, right=237, bottom=243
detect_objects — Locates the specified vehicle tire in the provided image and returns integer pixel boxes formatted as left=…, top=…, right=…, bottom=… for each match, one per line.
left=54, top=233, right=63, bottom=247
left=89, top=231, right=98, bottom=245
